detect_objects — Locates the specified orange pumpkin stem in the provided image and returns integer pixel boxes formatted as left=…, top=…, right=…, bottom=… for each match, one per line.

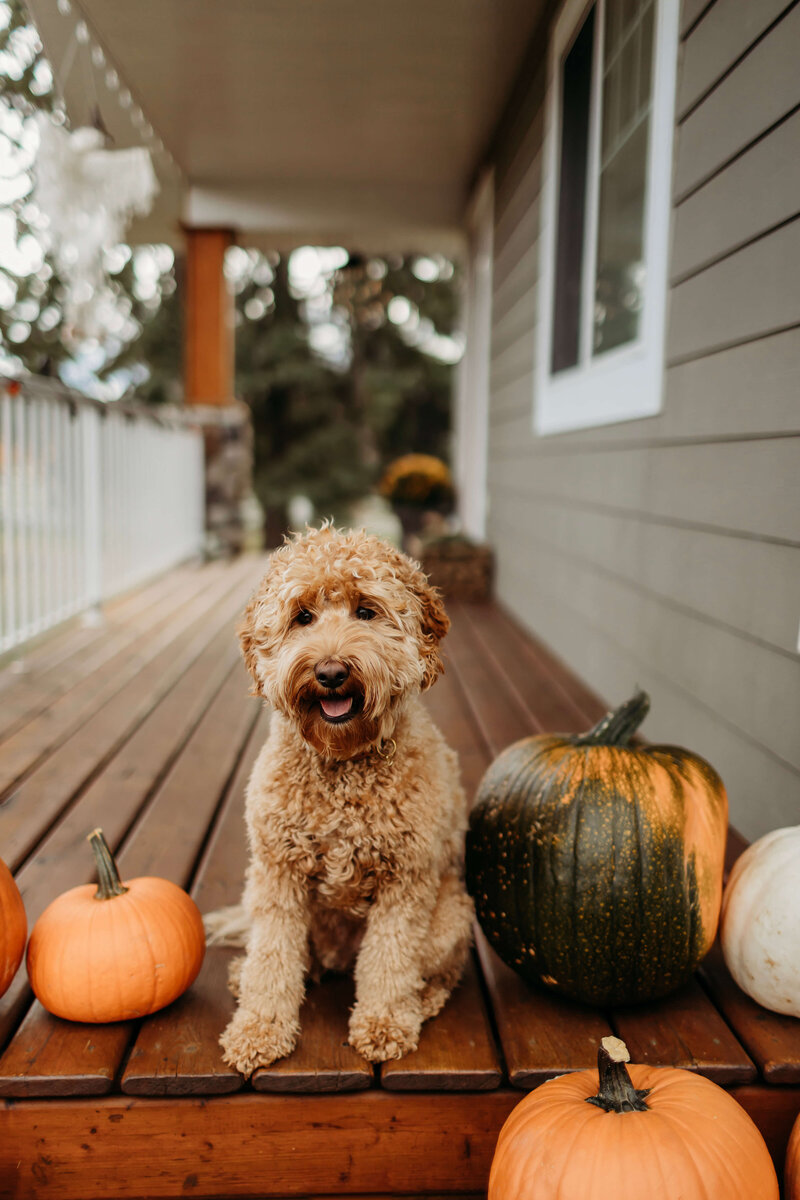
left=586, top=1037, right=650, bottom=1113
left=575, top=690, right=650, bottom=747
left=88, top=829, right=129, bottom=901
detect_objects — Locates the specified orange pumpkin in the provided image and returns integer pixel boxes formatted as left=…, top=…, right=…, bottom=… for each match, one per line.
left=489, top=1037, right=779, bottom=1200
left=27, top=829, right=205, bottom=1022
left=0, top=857, right=27, bottom=998
left=787, top=1112, right=800, bottom=1200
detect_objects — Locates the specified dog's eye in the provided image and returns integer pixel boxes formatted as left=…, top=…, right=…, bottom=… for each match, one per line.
left=355, top=606, right=375, bottom=621
left=294, top=610, right=314, bottom=626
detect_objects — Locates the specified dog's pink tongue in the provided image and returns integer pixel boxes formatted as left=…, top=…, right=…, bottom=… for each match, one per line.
left=320, top=695, right=353, bottom=719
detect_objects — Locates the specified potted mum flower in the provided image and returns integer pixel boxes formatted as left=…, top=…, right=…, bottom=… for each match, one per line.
left=379, top=454, right=455, bottom=544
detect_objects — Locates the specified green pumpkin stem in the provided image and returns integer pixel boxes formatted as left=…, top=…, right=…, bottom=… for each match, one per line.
left=88, top=829, right=129, bottom=901
left=586, top=1037, right=650, bottom=1113
left=575, top=690, right=650, bottom=747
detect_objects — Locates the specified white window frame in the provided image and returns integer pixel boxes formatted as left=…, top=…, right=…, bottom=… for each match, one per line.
left=534, top=0, right=679, bottom=436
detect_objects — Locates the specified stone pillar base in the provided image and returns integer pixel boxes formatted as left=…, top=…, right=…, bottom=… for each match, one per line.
left=183, top=401, right=259, bottom=558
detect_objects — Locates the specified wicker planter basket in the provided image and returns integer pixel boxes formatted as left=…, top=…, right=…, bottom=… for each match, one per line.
left=420, top=537, right=494, bottom=602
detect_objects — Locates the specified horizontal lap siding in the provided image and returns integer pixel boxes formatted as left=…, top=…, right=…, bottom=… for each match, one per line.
left=484, top=0, right=800, bottom=838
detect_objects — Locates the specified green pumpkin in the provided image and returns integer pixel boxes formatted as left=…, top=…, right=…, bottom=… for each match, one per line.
left=466, top=691, right=728, bottom=1006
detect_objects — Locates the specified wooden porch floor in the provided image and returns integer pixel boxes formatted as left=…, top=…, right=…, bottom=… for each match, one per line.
left=0, top=556, right=798, bottom=1199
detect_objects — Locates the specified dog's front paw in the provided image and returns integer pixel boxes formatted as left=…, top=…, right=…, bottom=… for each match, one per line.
left=220, top=1007, right=298, bottom=1076
left=348, top=1003, right=421, bottom=1062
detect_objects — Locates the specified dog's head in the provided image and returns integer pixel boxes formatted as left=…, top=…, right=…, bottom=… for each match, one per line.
left=239, top=525, right=449, bottom=758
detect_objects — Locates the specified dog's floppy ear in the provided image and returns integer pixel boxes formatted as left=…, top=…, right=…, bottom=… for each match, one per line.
left=237, top=595, right=263, bottom=696
left=413, top=572, right=450, bottom=691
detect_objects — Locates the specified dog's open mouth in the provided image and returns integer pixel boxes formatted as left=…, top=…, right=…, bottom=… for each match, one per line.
left=318, top=692, right=362, bottom=724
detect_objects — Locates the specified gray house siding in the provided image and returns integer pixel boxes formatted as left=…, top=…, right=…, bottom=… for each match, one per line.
left=484, top=0, right=800, bottom=839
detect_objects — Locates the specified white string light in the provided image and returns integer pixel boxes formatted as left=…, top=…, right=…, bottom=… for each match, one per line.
left=45, top=0, right=180, bottom=184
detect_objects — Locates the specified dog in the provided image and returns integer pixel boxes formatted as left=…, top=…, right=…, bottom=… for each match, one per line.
left=209, top=524, right=474, bottom=1075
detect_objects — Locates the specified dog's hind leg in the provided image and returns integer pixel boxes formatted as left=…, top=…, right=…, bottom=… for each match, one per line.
left=420, top=871, right=475, bottom=1020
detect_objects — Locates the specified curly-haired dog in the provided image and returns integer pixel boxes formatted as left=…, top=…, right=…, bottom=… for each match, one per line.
left=211, top=525, right=474, bottom=1074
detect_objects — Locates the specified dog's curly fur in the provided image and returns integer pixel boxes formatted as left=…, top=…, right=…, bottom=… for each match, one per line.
left=214, top=525, right=474, bottom=1075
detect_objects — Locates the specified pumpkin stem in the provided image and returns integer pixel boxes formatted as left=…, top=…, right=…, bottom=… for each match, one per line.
left=586, top=1037, right=650, bottom=1113
left=88, top=829, right=129, bottom=900
left=575, top=690, right=650, bottom=747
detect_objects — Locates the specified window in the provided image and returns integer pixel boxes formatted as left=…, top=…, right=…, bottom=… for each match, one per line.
left=534, top=0, right=679, bottom=435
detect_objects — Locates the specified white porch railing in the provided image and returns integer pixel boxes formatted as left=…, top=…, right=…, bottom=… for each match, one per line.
left=0, top=378, right=205, bottom=654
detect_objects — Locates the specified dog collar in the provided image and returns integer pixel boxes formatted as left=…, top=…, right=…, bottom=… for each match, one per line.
left=375, top=737, right=397, bottom=763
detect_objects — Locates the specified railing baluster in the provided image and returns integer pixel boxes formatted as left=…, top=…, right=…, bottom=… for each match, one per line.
left=1, top=393, right=17, bottom=651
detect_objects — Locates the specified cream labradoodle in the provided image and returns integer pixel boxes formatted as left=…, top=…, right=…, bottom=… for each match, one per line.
left=209, top=525, right=474, bottom=1074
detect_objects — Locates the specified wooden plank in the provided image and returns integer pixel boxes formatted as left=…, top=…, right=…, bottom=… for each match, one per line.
left=0, top=1011, right=132, bottom=1097
left=677, top=0, right=788, bottom=118
left=442, top=602, right=534, bottom=757
left=0, top=573, right=206, bottom=748
left=252, top=975, right=373, bottom=1094
left=699, top=941, right=800, bottom=1083
left=668, top=219, right=800, bottom=363
left=0, top=1090, right=522, bottom=1200
left=728, top=1083, right=800, bottom=1173
left=0, top=1086, right=788, bottom=1196
left=0, top=556, right=257, bottom=873
left=672, top=109, right=800, bottom=282
left=612, top=978, right=756, bottom=1084
left=0, top=560, right=194, bottom=690
left=121, top=949, right=243, bottom=1096
left=423, top=663, right=489, bottom=800
left=0, top=563, right=197, bottom=734
left=674, top=3, right=800, bottom=200
left=0, top=660, right=259, bottom=1096
left=381, top=955, right=503, bottom=1091
left=456, top=602, right=601, bottom=733
left=0, top=560, right=230, bottom=796
left=0, top=578, right=253, bottom=1058
left=475, top=929, right=612, bottom=1088
left=0, top=566, right=261, bottom=1066
left=121, top=709, right=269, bottom=1096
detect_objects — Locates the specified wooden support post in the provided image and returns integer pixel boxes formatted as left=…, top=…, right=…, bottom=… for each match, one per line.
left=183, top=227, right=235, bottom=406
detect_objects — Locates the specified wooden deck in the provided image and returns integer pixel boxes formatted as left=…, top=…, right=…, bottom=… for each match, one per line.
left=0, top=556, right=798, bottom=1200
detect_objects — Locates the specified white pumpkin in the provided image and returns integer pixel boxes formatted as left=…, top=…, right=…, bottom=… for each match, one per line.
left=720, top=826, right=800, bottom=1017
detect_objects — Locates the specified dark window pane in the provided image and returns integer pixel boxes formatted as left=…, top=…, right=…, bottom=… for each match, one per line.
left=551, top=5, right=595, bottom=374
left=593, top=0, right=655, bottom=356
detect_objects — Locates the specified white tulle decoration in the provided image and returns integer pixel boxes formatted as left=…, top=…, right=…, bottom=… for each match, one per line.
left=33, top=114, right=158, bottom=337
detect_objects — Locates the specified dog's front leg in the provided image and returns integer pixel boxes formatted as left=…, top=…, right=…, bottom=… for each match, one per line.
left=219, top=859, right=309, bottom=1076
left=349, top=874, right=437, bottom=1062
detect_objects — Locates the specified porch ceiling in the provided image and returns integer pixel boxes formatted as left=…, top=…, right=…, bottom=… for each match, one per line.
left=30, top=0, right=546, bottom=252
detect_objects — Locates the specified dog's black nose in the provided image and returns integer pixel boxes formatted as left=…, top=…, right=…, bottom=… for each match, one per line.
left=315, top=659, right=350, bottom=690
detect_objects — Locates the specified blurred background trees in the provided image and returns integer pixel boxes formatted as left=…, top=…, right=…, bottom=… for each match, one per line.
left=0, top=0, right=463, bottom=543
